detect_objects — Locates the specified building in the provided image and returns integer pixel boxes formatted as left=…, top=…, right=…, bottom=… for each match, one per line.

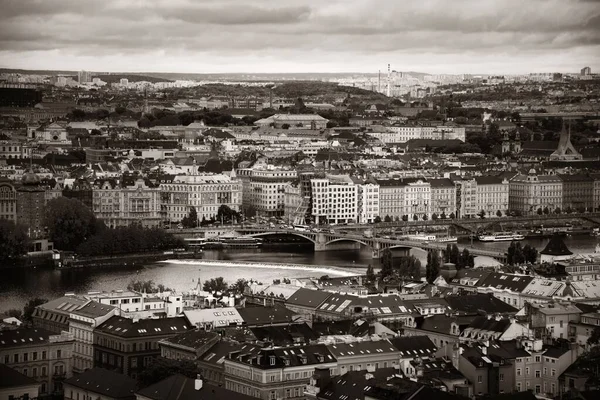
left=558, top=174, right=594, bottom=212
left=159, top=173, right=242, bottom=223
left=223, top=344, right=336, bottom=400
left=254, top=114, right=329, bottom=129
left=283, top=182, right=307, bottom=225
left=136, top=374, right=257, bottom=400
left=326, top=340, right=401, bottom=375
left=376, top=178, right=406, bottom=221
left=0, top=177, right=17, bottom=223
left=591, top=173, right=600, bottom=212
left=93, top=316, right=190, bottom=379
left=310, top=175, right=359, bottom=224
left=458, top=343, right=515, bottom=396
left=91, top=178, right=162, bottom=228
left=377, top=123, right=466, bottom=143
left=509, top=171, right=563, bottom=215
left=33, top=295, right=90, bottom=334
left=429, top=178, right=456, bottom=218
left=16, top=170, right=46, bottom=240
left=356, top=181, right=379, bottom=224
left=63, top=368, right=137, bottom=400
left=550, top=124, right=582, bottom=161
left=158, top=330, right=220, bottom=362
left=0, top=364, right=40, bottom=400
left=239, top=167, right=297, bottom=218
left=77, top=70, right=92, bottom=84
left=524, top=302, right=583, bottom=341
left=581, top=67, right=591, bottom=76
left=69, top=301, right=117, bottom=373
left=0, top=328, right=75, bottom=396
left=0, top=141, right=25, bottom=159
left=404, top=179, right=431, bottom=220
left=474, top=176, right=509, bottom=217
left=455, top=178, right=477, bottom=218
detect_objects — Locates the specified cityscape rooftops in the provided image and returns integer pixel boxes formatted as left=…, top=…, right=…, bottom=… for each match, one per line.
left=70, top=300, right=116, bottom=319
left=327, top=339, right=399, bottom=358
left=96, top=316, right=189, bottom=338
left=286, top=288, right=333, bottom=309
left=64, top=368, right=137, bottom=400
left=541, top=234, right=573, bottom=256
left=444, top=293, right=518, bottom=314
left=0, top=328, right=56, bottom=349
left=136, top=374, right=256, bottom=400
left=183, top=307, right=243, bottom=328
left=0, top=363, right=38, bottom=390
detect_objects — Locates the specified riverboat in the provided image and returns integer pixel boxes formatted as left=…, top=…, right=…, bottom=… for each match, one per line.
left=478, top=232, right=525, bottom=242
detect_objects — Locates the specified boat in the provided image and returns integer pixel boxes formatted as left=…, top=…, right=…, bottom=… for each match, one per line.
left=219, top=237, right=263, bottom=248
left=406, top=234, right=437, bottom=242
left=478, top=232, right=525, bottom=242
left=436, top=236, right=458, bottom=243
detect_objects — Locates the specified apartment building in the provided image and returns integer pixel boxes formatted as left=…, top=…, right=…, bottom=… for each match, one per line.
left=33, top=295, right=90, bottom=334
left=310, top=175, right=359, bottom=224
left=239, top=167, right=297, bottom=218
left=525, top=302, right=583, bottom=341
left=474, top=176, right=509, bottom=217
left=591, top=173, right=600, bottom=211
left=376, top=178, right=406, bottom=221
left=63, top=367, right=137, bottom=400
left=91, top=178, right=162, bottom=228
left=93, top=316, right=190, bottom=379
left=159, top=173, right=242, bottom=222
left=509, top=171, right=563, bottom=215
left=429, top=178, right=456, bottom=217
left=558, top=174, right=594, bottom=212
left=0, top=176, right=17, bottom=223
left=404, top=179, right=431, bottom=220
left=0, top=329, right=75, bottom=396
left=380, top=123, right=466, bottom=143
left=455, top=178, right=477, bottom=218
left=222, top=344, right=336, bottom=400
left=326, top=340, right=400, bottom=375
left=356, top=181, right=379, bottom=224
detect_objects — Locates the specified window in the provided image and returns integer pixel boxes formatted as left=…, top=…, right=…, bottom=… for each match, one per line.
left=57, top=350, right=62, bottom=358
left=42, top=351, right=47, bottom=360
left=535, top=370, right=541, bottom=378
left=544, top=368, right=547, bottom=375
left=535, top=356, right=541, bottom=362
left=517, top=383, right=521, bottom=391
left=33, top=352, right=37, bottom=361
left=477, top=376, right=482, bottom=383
left=526, top=367, right=530, bottom=375
left=517, top=368, right=521, bottom=376
left=535, top=385, right=541, bottom=394
left=500, top=373, right=504, bottom=382
left=551, top=369, right=556, bottom=376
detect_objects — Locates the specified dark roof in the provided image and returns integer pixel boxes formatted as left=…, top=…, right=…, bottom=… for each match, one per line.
left=311, top=319, right=372, bottom=337
left=71, top=301, right=115, bottom=318
left=0, top=363, right=38, bottom=389
left=445, top=293, right=518, bottom=314
left=318, top=369, right=411, bottom=400
left=160, top=330, right=219, bottom=349
left=0, top=328, right=54, bottom=349
left=64, top=368, right=137, bottom=399
left=543, top=345, right=571, bottom=359
left=541, top=234, right=573, bottom=256
left=326, top=339, right=399, bottom=358
left=416, top=314, right=475, bottom=334
left=136, top=374, right=255, bottom=400
left=389, top=336, right=437, bottom=356
left=248, top=323, right=317, bottom=346
left=480, top=273, right=533, bottom=293
left=199, top=340, right=261, bottom=367
left=474, top=176, right=506, bottom=185
left=237, top=344, right=335, bottom=369
left=96, top=316, right=190, bottom=338
left=465, top=316, right=511, bottom=333
left=237, top=305, right=297, bottom=326
left=286, top=288, right=332, bottom=309
left=428, top=178, right=455, bottom=188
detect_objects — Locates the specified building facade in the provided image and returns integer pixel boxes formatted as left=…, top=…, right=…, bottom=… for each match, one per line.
left=509, top=171, right=563, bottom=215
left=474, top=176, right=509, bottom=217
left=0, top=177, right=17, bottom=223
left=310, top=176, right=358, bottom=224
left=240, top=168, right=297, bottom=218
left=558, top=174, right=594, bottom=212
left=429, top=178, right=456, bottom=218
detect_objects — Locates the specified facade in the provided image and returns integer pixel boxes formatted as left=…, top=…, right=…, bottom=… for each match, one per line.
left=160, top=173, right=242, bottom=223
left=33, top=295, right=90, bottom=334
left=16, top=172, right=46, bottom=239
left=524, top=302, right=582, bottom=341
left=459, top=346, right=515, bottom=396
left=0, top=141, right=24, bottom=159
left=283, top=183, right=307, bottom=225
left=403, top=179, right=431, bottom=220
left=92, top=178, right=162, bottom=228
left=240, top=168, right=297, bottom=218
left=254, top=114, right=329, bottom=129
left=558, top=174, right=594, bottom=212
left=509, top=171, right=563, bottom=215
left=222, top=344, right=336, bottom=400
left=474, top=176, right=509, bottom=217
left=326, top=340, right=400, bottom=375
left=159, top=330, right=220, bottom=362
left=380, top=123, right=466, bottom=143
left=429, top=178, right=456, bottom=217
left=310, top=176, right=358, bottom=224
left=591, top=173, right=600, bottom=212
left=93, top=316, right=190, bottom=379
left=357, top=182, right=379, bottom=224
left=376, top=178, right=406, bottom=220
left=0, top=329, right=75, bottom=397
left=69, top=301, right=117, bottom=373
left=0, top=177, right=17, bottom=223
left=455, top=179, right=477, bottom=218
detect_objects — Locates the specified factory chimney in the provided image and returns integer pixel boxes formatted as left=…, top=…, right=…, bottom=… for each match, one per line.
left=386, top=64, right=391, bottom=97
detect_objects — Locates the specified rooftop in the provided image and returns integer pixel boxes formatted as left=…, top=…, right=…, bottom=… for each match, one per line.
left=136, top=374, right=256, bottom=400
left=0, top=363, right=38, bottom=390
left=0, top=328, right=54, bottom=349
left=96, top=316, right=189, bottom=338
left=64, top=368, right=137, bottom=399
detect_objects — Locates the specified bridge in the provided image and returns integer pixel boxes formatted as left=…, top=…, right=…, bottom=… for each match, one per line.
left=177, top=226, right=508, bottom=263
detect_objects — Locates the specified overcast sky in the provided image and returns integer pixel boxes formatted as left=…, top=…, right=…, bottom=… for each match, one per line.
left=0, top=0, right=598, bottom=75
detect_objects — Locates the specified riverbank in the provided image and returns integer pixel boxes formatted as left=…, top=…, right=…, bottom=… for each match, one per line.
left=56, top=251, right=202, bottom=270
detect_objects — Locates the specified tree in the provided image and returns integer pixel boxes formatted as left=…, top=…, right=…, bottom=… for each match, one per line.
left=426, top=250, right=441, bottom=284
left=565, top=206, right=573, bottom=214
left=402, top=215, right=409, bottom=222
left=450, top=244, right=460, bottom=265
left=0, top=220, right=30, bottom=263
left=496, top=210, right=503, bottom=218
left=181, top=207, right=198, bottom=228
left=523, top=244, right=538, bottom=264
left=413, top=214, right=419, bottom=221
left=366, top=264, right=376, bottom=282
left=440, top=212, right=447, bottom=219
left=588, top=326, right=600, bottom=346
left=242, top=205, right=257, bottom=219
left=281, top=123, right=290, bottom=129
left=543, top=207, right=550, bottom=215
left=380, top=248, right=394, bottom=279
left=443, top=244, right=452, bottom=263
left=432, top=213, right=438, bottom=221
left=5, top=309, right=23, bottom=319
left=23, top=298, right=47, bottom=325
left=397, top=255, right=421, bottom=280
left=507, top=241, right=526, bottom=265
left=138, top=357, right=200, bottom=387
left=230, top=278, right=249, bottom=294
left=537, top=207, right=543, bottom=215
left=203, top=277, right=228, bottom=293
left=422, top=214, right=428, bottom=221
left=374, top=216, right=382, bottom=224
left=459, top=248, right=474, bottom=269
left=384, top=215, right=392, bottom=223
left=115, top=106, right=127, bottom=114
left=449, top=212, right=456, bottom=219
left=217, top=205, right=240, bottom=224
left=127, top=280, right=172, bottom=293
left=478, top=209, right=486, bottom=219
left=554, top=207, right=561, bottom=214
left=46, top=197, right=102, bottom=251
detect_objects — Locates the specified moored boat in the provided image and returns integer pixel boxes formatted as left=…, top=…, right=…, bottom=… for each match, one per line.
left=478, top=232, right=525, bottom=242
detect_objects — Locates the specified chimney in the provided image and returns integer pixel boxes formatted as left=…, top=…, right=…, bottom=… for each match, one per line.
left=195, top=375, right=203, bottom=391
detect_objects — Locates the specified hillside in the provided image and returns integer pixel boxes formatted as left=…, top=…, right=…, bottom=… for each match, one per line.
left=93, top=74, right=173, bottom=84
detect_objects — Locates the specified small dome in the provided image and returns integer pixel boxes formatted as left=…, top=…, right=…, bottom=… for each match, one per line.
left=21, top=169, right=41, bottom=185
left=528, top=168, right=537, bottom=175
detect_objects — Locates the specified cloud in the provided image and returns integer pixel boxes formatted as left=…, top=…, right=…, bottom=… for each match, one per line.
left=0, top=0, right=598, bottom=73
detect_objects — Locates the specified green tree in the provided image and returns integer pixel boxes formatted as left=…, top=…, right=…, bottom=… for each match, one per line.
left=203, top=277, right=228, bottom=293
left=138, top=357, right=200, bottom=387
left=565, top=206, right=573, bottom=214
left=523, top=244, right=538, bottom=264
left=127, top=280, right=172, bottom=293
left=443, top=244, right=452, bottom=263
left=459, top=248, right=474, bottom=269
left=366, top=264, right=376, bottom=282
left=230, top=278, right=249, bottom=294
left=413, top=214, right=419, bottom=221
left=23, top=298, right=47, bottom=325
left=496, top=210, right=503, bottom=217
left=242, top=204, right=257, bottom=219
left=384, top=215, right=392, bottom=223
left=374, top=216, right=382, bottom=223
left=478, top=209, right=486, bottom=219
left=507, top=241, right=526, bottom=265
left=181, top=207, right=198, bottom=228
left=440, top=212, right=447, bottom=219
left=543, top=207, right=550, bottom=215
left=0, top=220, right=30, bottom=262
left=431, top=213, right=438, bottom=221
left=555, top=207, right=561, bottom=214
left=380, top=248, right=394, bottom=279
left=537, top=207, right=543, bottom=215
left=449, top=212, right=456, bottom=219
left=426, top=250, right=441, bottom=284
left=46, top=197, right=102, bottom=251
left=217, top=205, right=240, bottom=224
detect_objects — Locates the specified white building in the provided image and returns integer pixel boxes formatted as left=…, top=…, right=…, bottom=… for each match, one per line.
left=311, top=175, right=359, bottom=224
left=403, top=179, right=431, bottom=220
left=371, top=123, right=466, bottom=143
left=357, top=182, right=380, bottom=224
left=238, top=167, right=297, bottom=218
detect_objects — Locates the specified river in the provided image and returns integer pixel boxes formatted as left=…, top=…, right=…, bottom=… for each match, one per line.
left=1, top=236, right=598, bottom=313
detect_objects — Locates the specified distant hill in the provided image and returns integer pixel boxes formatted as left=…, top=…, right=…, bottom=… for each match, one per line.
left=92, top=74, right=173, bottom=84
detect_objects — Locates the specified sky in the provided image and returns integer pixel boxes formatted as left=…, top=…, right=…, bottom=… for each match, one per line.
left=0, top=0, right=599, bottom=75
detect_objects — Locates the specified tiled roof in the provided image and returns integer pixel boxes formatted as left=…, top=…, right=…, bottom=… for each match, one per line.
left=160, top=330, right=219, bottom=349
left=233, top=344, right=335, bottom=369
left=541, top=234, right=573, bottom=256
left=136, top=374, right=256, bottom=400
left=286, top=288, right=332, bottom=309
left=479, top=273, right=534, bottom=293
left=37, top=295, right=89, bottom=315
left=96, top=316, right=189, bottom=338
left=183, top=308, right=243, bottom=328
left=64, top=368, right=136, bottom=399
left=237, top=306, right=297, bottom=326
left=0, top=328, right=54, bottom=349
left=249, top=323, right=317, bottom=346
left=71, top=301, right=115, bottom=319
left=200, top=341, right=261, bottom=367
left=326, top=339, right=399, bottom=358
left=312, top=319, right=371, bottom=337
left=0, top=364, right=38, bottom=389
left=389, top=336, right=437, bottom=357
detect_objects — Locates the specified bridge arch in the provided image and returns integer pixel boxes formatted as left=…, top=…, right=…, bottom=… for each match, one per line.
left=248, top=231, right=317, bottom=244
left=324, top=238, right=371, bottom=248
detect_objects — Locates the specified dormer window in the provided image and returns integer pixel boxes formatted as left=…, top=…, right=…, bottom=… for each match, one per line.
left=270, top=356, right=276, bottom=366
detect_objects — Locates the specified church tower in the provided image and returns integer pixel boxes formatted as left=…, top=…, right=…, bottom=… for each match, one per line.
left=550, top=120, right=582, bottom=161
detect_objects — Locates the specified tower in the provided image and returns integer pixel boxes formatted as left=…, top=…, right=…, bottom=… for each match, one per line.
left=550, top=119, right=582, bottom=161
left=386, top=64, right=391, bottom=97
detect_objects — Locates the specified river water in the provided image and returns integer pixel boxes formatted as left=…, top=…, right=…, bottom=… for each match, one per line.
left=1, top=236, right=598, bottom=313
